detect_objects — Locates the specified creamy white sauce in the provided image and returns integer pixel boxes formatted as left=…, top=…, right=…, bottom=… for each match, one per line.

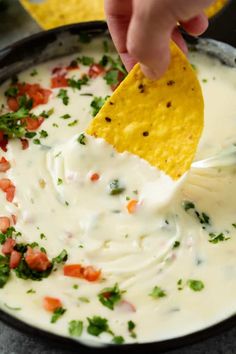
left=0, top=38, right=236, bottom=345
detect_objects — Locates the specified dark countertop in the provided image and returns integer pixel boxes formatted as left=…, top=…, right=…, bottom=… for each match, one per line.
left=0, top=1, right=235, bottom=353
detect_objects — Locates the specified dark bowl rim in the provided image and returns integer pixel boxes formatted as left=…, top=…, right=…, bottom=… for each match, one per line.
left=0, top=21, right=235, bottom=353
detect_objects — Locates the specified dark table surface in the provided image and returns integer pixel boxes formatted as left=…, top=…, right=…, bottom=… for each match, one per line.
left=0, top=1, right=235, bottom=353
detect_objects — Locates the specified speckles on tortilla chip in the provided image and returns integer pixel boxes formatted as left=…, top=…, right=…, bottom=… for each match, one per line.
left=205, top=0, right=228, bottom=18
left=87, top=42, right=204, bottom=180
left=20, top=0, right=105, bottom=30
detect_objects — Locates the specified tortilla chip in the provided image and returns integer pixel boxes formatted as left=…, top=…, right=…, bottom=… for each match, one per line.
left=87, top=43, right=204, bottom=180
left=20, top=0, right=105, bottom=29
left=205, top=0, right=228, bottom=18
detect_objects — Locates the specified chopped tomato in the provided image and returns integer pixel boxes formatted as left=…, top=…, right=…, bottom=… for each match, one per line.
left=6, top=185, right=15, bottom=202
left=126, top=199, right=138, bottom=214
left=17, top=83, right=51, bottom=107
left=111, top=70, right=125, bottom=91
left=52, top=67, right=62, bottom=75
left=2, top=238, right=16, bottom=255
left=63, top=264, right=83, bottom=278
left=88, top=64, right=104, bottom=78
left=83, top=266, right=101, bottom=282
left=0, top=178, right=12, bottom=192
left=66, top=63, right=79, bottom=71
left=90, top=173, right=100, bottom=182
left=0, top=157, right=10, bottom=172
left=25, top=247, right=51, bottom=271
left=7, top=97, right=19, bottom=112
left=51, top=75, right=68, bottom=88
left=11, top=214, right=17, bottom=225
left=0, top=216, right=10, bottom=233
left=20, top=138, right=29, bottom=150
left=43, top=296, right=62, bottom=312
left=25, top=116, right=44, bottom=131
left=9, top=250, right=21, bottom=269
left=0, top=135, right=8, bottom=152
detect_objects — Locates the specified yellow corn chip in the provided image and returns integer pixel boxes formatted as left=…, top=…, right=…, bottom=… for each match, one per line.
left=20, top=0, right=105, bottom=30
left=205, top=0, right=228, bottom=18
left=87, top=43, right=204, bottom=180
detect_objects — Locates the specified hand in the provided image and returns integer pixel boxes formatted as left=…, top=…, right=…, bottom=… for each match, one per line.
left=105, top=0, right=214, bottom=79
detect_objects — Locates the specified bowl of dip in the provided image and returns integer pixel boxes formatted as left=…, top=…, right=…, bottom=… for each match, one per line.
left=0, top=21, right=235, bottom=353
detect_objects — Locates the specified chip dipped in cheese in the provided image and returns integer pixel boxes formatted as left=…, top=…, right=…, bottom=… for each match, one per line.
left=87, top=42, right=204, bottom=180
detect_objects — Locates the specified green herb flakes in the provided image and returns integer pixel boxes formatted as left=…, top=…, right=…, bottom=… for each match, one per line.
left=187, top=279, right=204, bottom=292
left=60, top=114, right=71, bottom=119
left=149, top=286, right=167, bottom=299
left=109, top=179, right=125, bottom=196
left=90, top=96, right=110, bottom=117
left=78, top=56, right=94, bottom=66
left=68, top=320, right=83, bottom=337
left=98, top=283, right=124, bottom=310
left=26, top=289, right=36, bottom=294
left=68, top=120, right=78, bottom=127
left=51, top=307, right=66, bottom=323
left=39, top=130, right=48, bottom=138
left=104, top=70, right=119, bottom=86
left=68, top=76, right=89, bottom=91
left=33, top=138, right=41, bottom=145
left=128, top=320, right=136, bottom=338
left=4, top=303, right=21, bottom=311
left=57, top=89, right=69, bottom=106
left=78, top=296, right=90, bottom=303
left=209, top=232, right=230, bottom=244
left=78, top=133, right=86, bottom=145
left=57, top=178, right=63, bottom=185
left=30, top=69, right=38, bottom=77
left=4, top=86, right=19, bottom=97
left=113, top=336, right=124, bottom=345
left=87, top=316, right=113, bottom=337
left=52, top=249, right=68, bottom=264
left=0, top=255, right=10, bottom=288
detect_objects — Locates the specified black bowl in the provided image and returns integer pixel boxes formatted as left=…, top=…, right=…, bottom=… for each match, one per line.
left=0, top=21, right=236, bottom=354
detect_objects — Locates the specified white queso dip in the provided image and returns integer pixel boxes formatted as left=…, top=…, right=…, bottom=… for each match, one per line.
left=0, top=36, right=235, bottom=346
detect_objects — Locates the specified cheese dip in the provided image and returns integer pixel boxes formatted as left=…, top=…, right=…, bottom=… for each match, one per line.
left=0, top=37, right=235, bottom=346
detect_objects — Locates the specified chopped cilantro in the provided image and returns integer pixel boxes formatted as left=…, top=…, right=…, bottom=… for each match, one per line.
left=182, top=201, right=211, bottom=226
left=40, top=233, right=46, bottom=240
left=98, top=283, right=124, bottom=310
left=0, top=107, right=29, bottom=138
left=202, top=78, right=208, bottom=83
left=39, top=130, right=48, bottom=138
left=177, top=279, right=184, bottom=290
left=109, top=179, right=125, bottom=195
left=79, top=296, right=90, bottom=303
left=52, top=249, right=68, bottom=264
left=128, top=320, right=136, bottom=338
left=103, top=40, right=109, bottom=53
left=30, top=69, right=38, bottom=77
left=0, top=255, right=10, bottom=288
left=173, top=241, right=180, bottom=248
left=68, top=76, right=89, bottom=90
left=33, top=138, right=41, bottom=145
left=104, top=70, right=119, bottom=85
left=4, top=86, right=19, bottom=97
left=57, top=178, right=63, bottom=185
left=57, top=89, right=69, bottom=106
left=209, top=232, right=230, bottom=244
left=26, top=289, right=36, bottom=294
left=149, top=286, right=167, bottom=299
left=90, top=96, right=110, bottom=117
left=41, top=108, right=54, bottom=118
left=78, top=133, right=86, bottom=145
left=68, top=320, right=83, bottom=337
left=78, top=56, right=94, bottom=66
left=52, top=123, right=59, bottom=128
left=232, top=223, right=236, bottom=228
left=51, top=307, right=66, bottom=323
left=87, top=316, right=113, bottom=337
left=73, top=284, right=79, bottom=289
left=182, top=201, right=195, bottom=211
left=14, top=259, right=53, bottom=281
left=187, top=279, right=204, bottom=292
left=25, top=132, right=36, bottom=139
left=113, top=336, right=124, bottom=344
left=60, top=114, right=71, bottom=119
left=68, top=120, right=78, bottom=127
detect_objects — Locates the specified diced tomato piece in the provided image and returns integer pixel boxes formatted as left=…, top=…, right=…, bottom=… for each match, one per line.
left=0, top=216, right=10, bottom=233
left=6, top=185, right=15, bottom=202
left=90, top=173, right=100, bottom=182
left=43, top=296, right=62, bottom=312
left=25, top=247, right=51, bottom=271
left=7, top=97, right=19, bottom=112
left=83, top=266, right=101, bottom=282
left=0, top=157, right=10, bottom=172
left=66, top=63, right=79, bottom=71
left=51, top=75, right=68, bottom=88
left=17, top=83, right=51, bottom=108
left=88, top=64, right=105, bottom=78
left=25, top=116, right=44, bottom=131
left=20, top=138, right=29, bottom=150
left=52, top=67, right=62, bottom=75
left=2, top=238, right=16, bottom=255
left=9, top=250, right=21, bottom=269
left=63, top=264, right=83, bottom=278
left=0, top=178, right=12, bottom=192
left=111, top=70, right=125, bottom=91
left=126, top=199, right=138, bottom=214
left=0, top=135, right=8, bottom=152
left=11, top=214, right=17, bottom=225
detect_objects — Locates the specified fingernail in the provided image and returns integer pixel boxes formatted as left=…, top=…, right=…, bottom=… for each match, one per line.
left=141, top=65, right=160, bottom=80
